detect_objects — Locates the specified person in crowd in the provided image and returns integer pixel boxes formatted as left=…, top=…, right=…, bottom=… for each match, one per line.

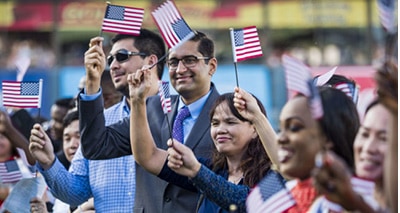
left=99, top=69, right=123, bottom=109
left=78, top=75, right=86, bottom=92
left=0, top=110, right=35, bottom=206
left=374, top=59, right=397, bottom=212
left=128, top=69, right=279, bottom=212
left=312, top=99, right=391, bottom=212
left=79, top=31, right=220, bottom=213
left=234, top=86, right=360, bottom=212
left=29, top=110, right=82, bottom=212
left=45, top=98, right=75, bottom=152
left=312, top=59, right=398, bottom=213
left=77, top=70, right=122, bottom=109
left=27, top=29, right=166, bottom=212
left=7, top=108, right=37, bottom=141
left=42, top=97, right=74, bottom=169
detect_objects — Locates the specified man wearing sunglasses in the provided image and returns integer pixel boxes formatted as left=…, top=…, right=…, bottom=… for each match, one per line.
left=32, top=29, right=166, bottom=212
left=78, top=31, right=220, bottom=213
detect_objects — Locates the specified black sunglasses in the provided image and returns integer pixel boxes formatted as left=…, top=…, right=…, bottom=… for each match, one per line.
left=107, top=49, right=147, bottom=66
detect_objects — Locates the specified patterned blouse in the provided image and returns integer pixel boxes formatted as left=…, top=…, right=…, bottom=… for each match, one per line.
left=158, top=158, right=283, bottom=213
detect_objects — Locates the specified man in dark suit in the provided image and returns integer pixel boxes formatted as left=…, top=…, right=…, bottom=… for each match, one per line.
left=80, top=31, right=219, bottom=213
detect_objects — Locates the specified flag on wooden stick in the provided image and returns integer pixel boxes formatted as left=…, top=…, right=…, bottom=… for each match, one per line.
left=230, top=26, right=263, bottom=62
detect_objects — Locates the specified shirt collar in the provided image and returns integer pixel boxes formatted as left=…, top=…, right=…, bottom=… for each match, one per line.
left=177, top=89, right=212, bottom=120
left=116, top=96, right=130, bottom=115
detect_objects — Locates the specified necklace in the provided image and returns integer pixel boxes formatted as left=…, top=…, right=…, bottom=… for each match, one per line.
left=229, top=175, right=243, bottom=184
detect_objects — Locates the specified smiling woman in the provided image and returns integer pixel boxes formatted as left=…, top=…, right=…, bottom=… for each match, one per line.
left=234, top=86, right=360, bottom=212
left=309, top=99, right=392, bottom=212
left=354, top=100, right=390, bottom=182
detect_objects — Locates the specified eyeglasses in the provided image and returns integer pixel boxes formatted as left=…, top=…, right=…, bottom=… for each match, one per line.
left=107, top=49, right=147, bottom=66
left=167, top=55, right=210, bottom=70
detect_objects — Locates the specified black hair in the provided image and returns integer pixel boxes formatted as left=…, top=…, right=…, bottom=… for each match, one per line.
left=189, top=31, right=215, bottom=59
left=318, top=86, right=360, bottom=171
left=325, top=74, right=356, bottom=86
left=316, top=74, right=359, bottom=103
left=55, top=97, right=75, bottom=110
left=62, top=110, right=79, bottom=129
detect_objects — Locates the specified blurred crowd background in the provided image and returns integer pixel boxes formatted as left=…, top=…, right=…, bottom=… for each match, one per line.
left=0, top=0, right=397, bottom=127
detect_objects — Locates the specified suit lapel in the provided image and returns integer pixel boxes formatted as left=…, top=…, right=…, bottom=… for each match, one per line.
left=161, top=84, right=219, bottom=149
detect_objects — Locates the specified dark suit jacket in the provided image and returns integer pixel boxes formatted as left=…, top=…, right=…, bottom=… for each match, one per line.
left=79, top=84, right=219, bottom=213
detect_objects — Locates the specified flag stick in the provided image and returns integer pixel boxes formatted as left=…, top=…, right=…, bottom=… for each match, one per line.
left=37, top=79, right=43, bottom=120
left=149, top=53, right=168, bottom=70
left=166, top=115, right=173, bottom=142
left=229, top=28, right=240, bottom=87
left=234, top=62, right=240, bottom=87
left=37, top=108, right=41, bottom=123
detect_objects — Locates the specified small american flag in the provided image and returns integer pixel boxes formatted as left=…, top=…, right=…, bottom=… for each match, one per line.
left=0, top=160, right=23, bottom=184
left=334, top=82, right=355, bottom=99
left=282, top=55, right=323, bottom=119
left=158, top=81, right=172, bottom=114
left=282, top=54, right=311, bottom=98
left=351, top=177, right=376, bottom=196
left=246, top=170, right=295, bottom=213
left=2, top=80, right=43, bottom=108
left=152, top=0, right=196, bottom=49
left=230, top=26, right=263, bottom=62
left=377, top=0, right=396, bottom=33
left=102, top=4, right=144, bottom=36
